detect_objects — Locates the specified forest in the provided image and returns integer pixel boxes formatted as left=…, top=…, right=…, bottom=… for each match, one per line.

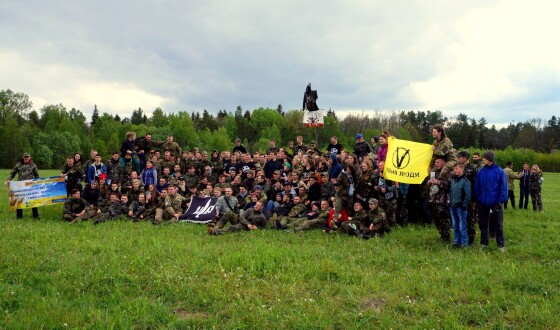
left=1, top=89, right=559, bottom=170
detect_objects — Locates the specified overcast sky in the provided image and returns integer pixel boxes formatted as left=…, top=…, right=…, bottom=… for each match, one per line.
left=1, top=0, right=559, bottom=126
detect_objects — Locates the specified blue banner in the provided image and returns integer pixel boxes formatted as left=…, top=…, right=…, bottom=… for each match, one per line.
left=8, top=176, right=67, bottom=210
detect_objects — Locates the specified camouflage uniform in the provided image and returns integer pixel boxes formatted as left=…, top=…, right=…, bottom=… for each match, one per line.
left=210, top=208, right=267, bottom=235
left=366, top=207, right=389, bottom=237
left=153, top=194, right=175, bottom=225
left=161, top=141, right=182, bottom=158
left=8, top=159, right=40, bottom=218
left=431, top=137, right=457, bottom=178
left=93, top=200, right=126, bottom=224
left=127, top=187, right=145, bottom=203
left=378, top=176, right=398, bottom=228
left=184, top=173, right=199, bottom=189
left=106, top=159, right=123, bottom=185
left=341, top=209, right=369, bottom=236
left=278, top=203, right=308, bottom=227
left=292, top=208, right=331, bottom=231
left=63, top=197, right=96, bottom=222
left=428, top=170, right=451, bottom=242
left=180, top=157, right=198, bottom=175
left=160, top=159, right=177, bottom=175
left=128, top=200, right=146, bottom=222
left=61, top=163, right=85, bottom=195
left=529, top=171, right=543, bottom=212
left=333, top=171, right=353, bottom=221
left=356, top=169, right=375, bottom=204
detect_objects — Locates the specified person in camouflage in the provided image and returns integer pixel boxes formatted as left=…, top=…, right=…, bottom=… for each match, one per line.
left=153, top=187, right=177, bottom=225
left=457, top=150, right=478, bottom=245
left=355, top=160, right=375, bottom=206
left=529, top=164, right=543, bottom=212
left=128, top=192, right=147, bottom=222
left=365, top=198, right=389, bottom=238
left=341, top=201, right=369, bottom=236
left=376, top=161, right=398, bottom=228
left=6, top=152, right=40, bottom=219
left=159, top=185, right=185, bottom=224
left=93, top=192, right=126, bottom=224
left=107, top=151, right=123, bottom=185
left=288, top=199, right=331, bottom=232
left=161, top=135, right=182, bottom=158
left=61, top=155, right=85, bottom=196
left=428, top=157, right=451, bottom=243
left=276, top=195, right=308, bottom=228
left=332, top=164, right=355, bottom=227
left=209, top=201, right=267, bottom=235
left=63, top=189, right=97, bottom=223
left=430, top=125, right=457, bottom=178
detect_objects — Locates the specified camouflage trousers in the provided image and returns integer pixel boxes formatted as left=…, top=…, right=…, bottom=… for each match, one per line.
left=209, top=211, right=239, bottom=234
left=466, top=203, right=477, bottom=245
left=340, top=221, right=368, bottom=236
left=431, top=203, right=451, bottom=242
left=63, top=206, right=97, bottom=222
left=530, top=190, right=543, bottom=212
left=397, top=196, right=408, bottom=226
left=153, top=206, right=177, bottom=225
left=293, top=218, right=328, bottom=232
left=333, top=195, right=353, bottom=221
left=379, top=198, right=397, bottom=228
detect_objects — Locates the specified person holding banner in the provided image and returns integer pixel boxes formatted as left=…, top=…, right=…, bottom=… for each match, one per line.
left=6, top=152, right=40, bottom=219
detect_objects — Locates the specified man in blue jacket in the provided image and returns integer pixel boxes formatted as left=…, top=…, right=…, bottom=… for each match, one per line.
left=475, top=151, right=508, bottom=251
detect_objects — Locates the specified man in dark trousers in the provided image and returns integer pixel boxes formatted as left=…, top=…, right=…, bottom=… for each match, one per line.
left=475, top=151, right=508, bottom=251
left=518, top=162, right=531, bottom=210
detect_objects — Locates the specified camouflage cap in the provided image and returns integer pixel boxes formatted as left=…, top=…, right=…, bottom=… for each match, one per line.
left=23, top=152, right=31, bottom=157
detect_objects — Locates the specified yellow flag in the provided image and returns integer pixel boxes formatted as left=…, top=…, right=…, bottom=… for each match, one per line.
left=383, top=136, right=432, bottom=184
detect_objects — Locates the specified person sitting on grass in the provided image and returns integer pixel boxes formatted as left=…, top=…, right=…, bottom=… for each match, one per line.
left=340, top=201, right=369, bottom=236
left=287, top=199, right=331, bottom=232
left=63, top=188, right=97, bottom=224
left=128, top=192, right=147, bottom=223
left=274, top=195, right=308, bottom=229
left=208, top=201, right=267, bottom=235
left=93, top=192, right=126, bottom=225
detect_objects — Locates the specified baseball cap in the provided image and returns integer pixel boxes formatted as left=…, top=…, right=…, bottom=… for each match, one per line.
left=356, top=133, right=363, bottom=139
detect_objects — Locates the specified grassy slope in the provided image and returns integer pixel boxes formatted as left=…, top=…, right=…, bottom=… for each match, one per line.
left=0, top=170, right=559, bottom=329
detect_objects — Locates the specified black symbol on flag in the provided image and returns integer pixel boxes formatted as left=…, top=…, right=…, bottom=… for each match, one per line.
left=392, top=147, right=411, bottom=169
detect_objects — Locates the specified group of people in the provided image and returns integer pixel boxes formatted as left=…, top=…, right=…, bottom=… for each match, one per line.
left=6, top=127, right=545, bottom=249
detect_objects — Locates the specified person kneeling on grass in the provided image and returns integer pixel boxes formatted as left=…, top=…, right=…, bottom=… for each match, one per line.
left=363, top=198, right=389, bottom=239
left=63, top=188, right=97, bottom=224
left=208, top=201, right=267, bottom=235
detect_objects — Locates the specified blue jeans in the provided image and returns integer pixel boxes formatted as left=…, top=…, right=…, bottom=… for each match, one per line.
left=450, top=206, right=468, bottom=246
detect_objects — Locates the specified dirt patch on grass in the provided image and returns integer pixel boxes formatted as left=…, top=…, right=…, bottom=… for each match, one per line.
left=176, top=309, right=209, bottom=320
left=362, top=298, right=387, bottom=312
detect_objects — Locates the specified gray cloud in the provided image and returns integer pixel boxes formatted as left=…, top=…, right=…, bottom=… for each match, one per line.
left=1, top=0, right=558, bottom=124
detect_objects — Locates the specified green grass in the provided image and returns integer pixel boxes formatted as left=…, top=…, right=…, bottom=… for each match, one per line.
left=1, top=170, right=559, bottom=329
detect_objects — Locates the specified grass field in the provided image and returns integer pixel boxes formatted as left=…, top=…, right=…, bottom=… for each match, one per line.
left=1, top=169, right=559, bottom=329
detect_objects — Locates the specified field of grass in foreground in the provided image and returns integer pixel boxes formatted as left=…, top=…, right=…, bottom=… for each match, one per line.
left=1, top=169, right=559, bottom=329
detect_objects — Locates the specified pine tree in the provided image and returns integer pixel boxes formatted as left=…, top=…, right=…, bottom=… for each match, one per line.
left=91, top=105, right=99, bottom=127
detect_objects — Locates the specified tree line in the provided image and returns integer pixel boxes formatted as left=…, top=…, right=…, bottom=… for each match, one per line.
left=1, top=89, right=559, bottom=170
